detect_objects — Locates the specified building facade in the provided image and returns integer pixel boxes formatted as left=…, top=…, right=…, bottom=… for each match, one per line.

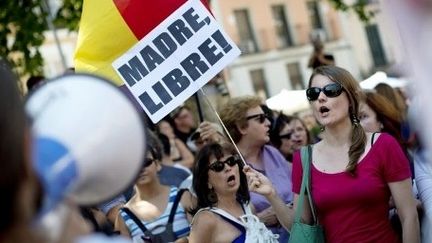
left=210, top=0, right=397, bottom=100
left=39, top=0, right=399, bottom=102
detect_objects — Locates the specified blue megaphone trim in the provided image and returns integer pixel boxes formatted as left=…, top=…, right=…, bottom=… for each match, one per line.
left=33, top=137, right=78, bottom=215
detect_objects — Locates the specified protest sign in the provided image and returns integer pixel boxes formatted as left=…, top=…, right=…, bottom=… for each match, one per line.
left=112, top=0, right=240, bottom=123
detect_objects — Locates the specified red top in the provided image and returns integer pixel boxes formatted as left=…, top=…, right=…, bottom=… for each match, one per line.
left=292, top=133, right=411, bottom=243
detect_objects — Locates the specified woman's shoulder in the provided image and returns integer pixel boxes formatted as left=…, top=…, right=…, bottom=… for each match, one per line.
left=191, top=208, right=218, bottom=228
left=263, top=144, right=280, bottom=154
left=370, top=132, right=398, bottom=147
left=263, top=145, right=288, bottom=163
left=123, top=196, right=138, bottom=208
left=180, top=189, right=195, bottom=209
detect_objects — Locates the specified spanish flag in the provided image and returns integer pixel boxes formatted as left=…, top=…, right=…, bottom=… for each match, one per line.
left=74, top=0, right=210, bottom=86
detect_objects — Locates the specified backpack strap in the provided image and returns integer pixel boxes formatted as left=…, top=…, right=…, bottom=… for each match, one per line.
left=121, top=207, right=153, bottom=236
left=167, top=188, right=187, bottom=224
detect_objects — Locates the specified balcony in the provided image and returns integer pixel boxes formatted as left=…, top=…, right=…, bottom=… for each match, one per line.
left=230, top=23, right=342, bottom=56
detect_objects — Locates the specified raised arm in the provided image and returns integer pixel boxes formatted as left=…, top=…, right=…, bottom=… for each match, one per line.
left=243, top=166, right=296, bottom=229
left=174, top=138, right=195, bottom=169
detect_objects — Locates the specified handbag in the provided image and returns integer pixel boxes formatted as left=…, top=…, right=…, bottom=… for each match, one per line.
left=289, top=145, right=325, bottom=243
left=196, top=203, right=279, bottom=243
left=239, top=204, right=279, bottom=243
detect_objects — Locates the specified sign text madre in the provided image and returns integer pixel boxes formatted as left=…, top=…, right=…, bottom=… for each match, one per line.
left=112, top=0, right=240, bottom=123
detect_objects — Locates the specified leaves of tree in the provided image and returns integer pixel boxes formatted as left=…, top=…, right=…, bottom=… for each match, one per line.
left=328, top=0, right=374, bottom=23
left=0, top=0, right=47, bottom=77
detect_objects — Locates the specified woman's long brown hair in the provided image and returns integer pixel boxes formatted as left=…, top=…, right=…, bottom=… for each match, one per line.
left=309, top=66, right=366, bottom=174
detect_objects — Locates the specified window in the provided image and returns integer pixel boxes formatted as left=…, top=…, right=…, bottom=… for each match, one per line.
left=307, top=1, right=323, bottom=29
left=271, top=5, right=293, bottom=48
left=287, top=63, right=305, bottom=90
left=365, top=24, right=387, bottom=67
left=250, top=69, right=269, bottom=99
left=234, top=9, right=258, bottom=54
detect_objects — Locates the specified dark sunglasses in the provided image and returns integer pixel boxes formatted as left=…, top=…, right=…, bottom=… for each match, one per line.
left=279, top=133, right=292, bottom=140
left=208, top=155, right=240, bottom=172
left=246, top=113, right=269, bottom=123
left=306, top=83, right=343, bottom=101
left=143, top=158, right=155, bottom=168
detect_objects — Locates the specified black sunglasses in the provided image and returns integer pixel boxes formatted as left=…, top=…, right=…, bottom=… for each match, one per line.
left=246, top=113, right=269, bottom=123
left=306, top=83, right=343, bottom=101
left=279, top=133, right=292, bottom=140
left=143, top=158, right=155, bottom=168
left=208, top=155, right=240, bottom=172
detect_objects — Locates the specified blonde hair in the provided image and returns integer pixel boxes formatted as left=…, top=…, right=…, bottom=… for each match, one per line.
left=219, top=96, right=263, bottom=143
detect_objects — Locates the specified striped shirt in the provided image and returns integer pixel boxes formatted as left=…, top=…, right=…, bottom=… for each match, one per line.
left=119, top=187, right=190, bottom=242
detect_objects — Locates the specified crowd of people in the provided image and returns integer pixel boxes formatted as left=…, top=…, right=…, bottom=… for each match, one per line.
left=1, top=50, right=431, bottom=243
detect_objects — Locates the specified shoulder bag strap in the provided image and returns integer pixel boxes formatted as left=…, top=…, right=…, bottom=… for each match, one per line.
left=243, top=203, right=253, bottom=215
left=167, top=188, right=186, bottom=223
left=121, top=207, right=153, bottom=236
left=304, top=145, right=319, bottom=224
left=294, top=146, right=310, bottom=222
left=210, top=207, right=245, bottom=225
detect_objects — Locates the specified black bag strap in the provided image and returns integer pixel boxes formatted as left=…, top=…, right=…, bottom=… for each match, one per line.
left=168, top=188, right=186, bottom=223
left=121, top=207, right=152, bottom=236
left=121, top=188, right=187, bottom=237
left=371, top=132, right=378, bottom=146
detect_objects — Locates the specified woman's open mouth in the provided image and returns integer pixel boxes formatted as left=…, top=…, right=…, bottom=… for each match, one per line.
left=227, top=175, right=236, bottom=186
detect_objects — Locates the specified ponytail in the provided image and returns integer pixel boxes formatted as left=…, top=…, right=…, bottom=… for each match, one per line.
left=346, top=121, right=366, bottom=174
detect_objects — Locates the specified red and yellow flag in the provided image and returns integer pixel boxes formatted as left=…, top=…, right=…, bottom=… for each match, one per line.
left=74, top=0, right=210, bottom=86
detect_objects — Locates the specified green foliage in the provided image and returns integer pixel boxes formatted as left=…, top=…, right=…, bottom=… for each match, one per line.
left=0, top=0, right=47, bottom=77
left=328, top=0, right=374, bottom=23
left=54, top=0, right=83, bottom=31
left=0, top=0, right=83, bottom=78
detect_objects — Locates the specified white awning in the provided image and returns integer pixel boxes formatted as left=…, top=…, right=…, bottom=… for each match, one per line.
left=266, top=89, right=310, bottom=114
left=360, top=71, right=409, bottom=90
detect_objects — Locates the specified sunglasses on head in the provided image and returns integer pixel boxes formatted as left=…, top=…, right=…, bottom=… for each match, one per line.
left=279, top=133, right=292, bottom=140
left=306, top=83, right=343, bottom=101
left=246, top=113, right=269, bottom=123
left=143, top=158, right=155, bottom=168
left=208, top=155, right=240, bottom=172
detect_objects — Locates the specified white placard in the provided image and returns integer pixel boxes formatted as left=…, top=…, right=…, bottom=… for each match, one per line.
left=112, top=0, right=240, bottom=123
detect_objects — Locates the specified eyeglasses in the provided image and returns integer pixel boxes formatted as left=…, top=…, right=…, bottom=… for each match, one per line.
left=143, top=158, right=155, bottom=168
left=306, top=83, right=343, bottom=101
left=208, top=155, right=240, bottom=172
left=279, top=133, right=292, bottom=140
left=246, top=113, right=269, bottom=124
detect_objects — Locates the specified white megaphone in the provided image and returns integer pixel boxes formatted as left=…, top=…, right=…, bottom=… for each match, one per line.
left=26, top=74, right=146, bottom=213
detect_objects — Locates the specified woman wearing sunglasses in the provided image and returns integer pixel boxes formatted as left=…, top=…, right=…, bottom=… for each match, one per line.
left=247, top=66, right=419, bottom=243
left=115, top=138, right=194, bottom=243
left=270, top=113, right=294, bottom=161
left=189, top=143, right=251, bottom=242
left=271, top=113, right=313, bottom=162
left=219, top=96, right=293, bottom=242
